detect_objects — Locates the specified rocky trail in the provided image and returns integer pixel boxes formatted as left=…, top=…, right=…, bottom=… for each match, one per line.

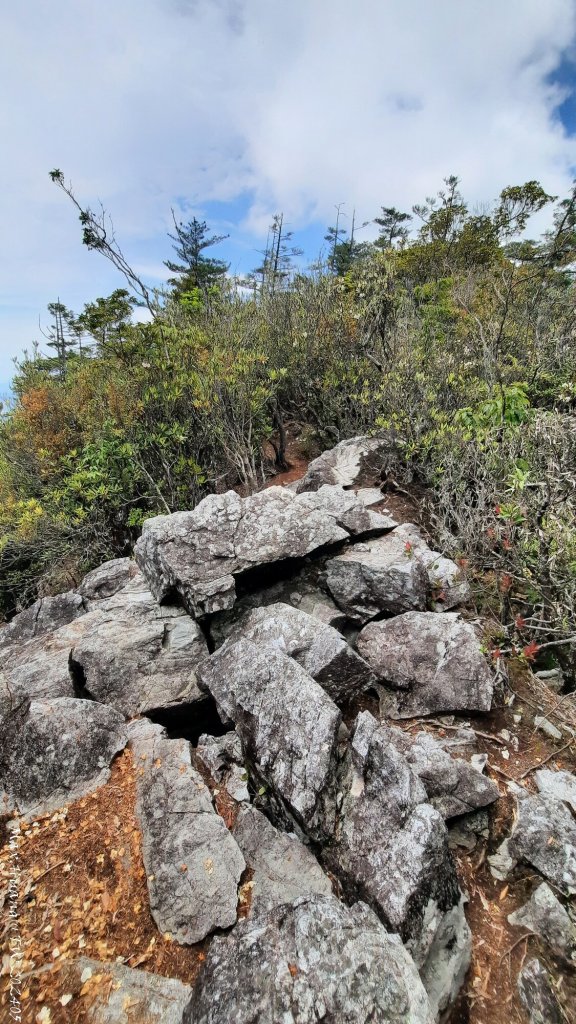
left=1, top=435, right=575, bottom=1024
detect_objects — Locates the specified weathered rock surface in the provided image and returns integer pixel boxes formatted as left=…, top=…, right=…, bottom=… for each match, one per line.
left=517, top=958, right=564, bottom=1024
left=78, top=557, right=140, bottom=602
left=535, top=768, right=576, bottom=813
left=326, top=534, right=430, bottom=623
left=199, top=639, right=344, bottom=841
left=296, top=435, right=394, bottom=492
left=130, top=720, right=245, bottom=944
left=381, top=724, right=500, bottom=819
left=232, top=804, right=332, bottom=911
left=135, top=485, right=394, bottom=617
left=508, top=883, right=576, bottom=959
left=224, top=602, right=375, bottom=702
left=0, top=591, right=85, bottom=650
left=60, top=956, right=193, bottom=1024
left=0, top=697, right=126, bottom=818
left=357, top=612, right=494, bottom=718
left=185, top=894, right=434, bottom=1024
left=394, top=523, right=470, bottom=611
left=195, top=731, right=249, bottom=803
left=492, top=793, right=576, bottom=895
left=0, top=615, right=90, bottom=722
left=324, top=712, right=470, bottom=1015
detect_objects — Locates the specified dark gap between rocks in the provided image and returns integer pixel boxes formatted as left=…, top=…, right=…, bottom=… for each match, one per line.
left=68, top=654, right=94, bottom=700
left=146, top=694, right=232, bottom=745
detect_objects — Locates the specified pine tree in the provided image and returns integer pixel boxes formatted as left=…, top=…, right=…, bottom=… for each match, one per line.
left=165, top=214, right=229, bottom=299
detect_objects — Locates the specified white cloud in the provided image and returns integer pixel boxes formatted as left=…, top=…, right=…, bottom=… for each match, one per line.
left=1, top=0, right=575, bottom=376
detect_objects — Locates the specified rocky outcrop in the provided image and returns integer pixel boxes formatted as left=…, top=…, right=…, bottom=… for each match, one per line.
left=0, top=697, right=127, bottom=818
left=326, top=534, right=430, bottom=623
left=357, top=612, right=494, bottom=717
left=508, top=883, right=576, bottom=959
left=135, top=485, right=395, bottom=617
left=130, top=721, right=245, bottom=944
left=60, top=957, right=193, bottom=1024
left=185, top=894, right=434, bottom=1024
left=491, top=792, right=576, bottom=895
left=0, top=591, right=85, bottom=649
left=296, top=435, right=395, bottom=492
left=78, top=557, right=140, bottom=602
left=394, top=524, right=470, bottom=611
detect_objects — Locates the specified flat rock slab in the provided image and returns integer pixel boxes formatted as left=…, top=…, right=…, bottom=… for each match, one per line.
left=506, top=793, right=576, bottom=895
left=135, top=485, right=395, bottom=617
left=78, top=557, right=140, bottom=602
left=326, top=534, right=430, bottom=624
left=357, top=612, right=493, bottom=717
left=0, top=698, right=127, bottom=819
left=184, top=894, right=434, bottom=1024
left=0, top=591, right=85, bottom=650
left=535, top=768, right=576, bottom=813
left=296, top=435, right=394, bottom=492
left=232, top=804, right=332, bottom=911
left=225, top=602, right=375, bottom=702
left=508, top=883, right=576, bottom=959
left=60, top=957, right=193, bottom=1024
left=130, top=721, right=245, bottom=944
left=199, top=639, right=343, bottom=841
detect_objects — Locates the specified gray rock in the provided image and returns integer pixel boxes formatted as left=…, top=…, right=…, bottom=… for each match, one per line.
left=232, top=804, right=332, bottom=911
left=60, top=956, right=193, bottom=1024
left=185, top=894, right=434, bottom=1024
left=517, top=958, right=564, bottom=1024
left=500, top=793, right=576, bottom=895
left=357, top=612, right=493, bottom=718
left=380, top=725, right=499, bottom=819
left=78, top=557, right=140, bottom=602
left=355, top=486, right=388, bottom=507
left=326, top=533, right=430, bottom=624
left=535, top=769, right=576, bottom=812
left=135, top=485, right=394, bottom=617
left=508, top=883, right=576, bottom=959
left=296, top=435, right=394, bottom=492
left=394, top=524, right=470, bottom=611
left=324, top=712, right=470, bottom=1015
left=0, top=697, right=126, bottom=818
left=534, top=715, right=563, bottom=741
left=225, top=602, right=375, bottom=702
left=199, top=639, right=344, bottom=842
left=196, top=731, right=249, bottom=803
left=0, top=591, right=85, bottom=650
left=129, top=720, right=245, bottom=944
left=448, top=809, right=490, bottom=851
left=70, top=593, right=208, bottom=718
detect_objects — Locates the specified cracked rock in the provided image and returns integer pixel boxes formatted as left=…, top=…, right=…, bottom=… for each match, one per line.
left=295, top=434, right=396, bottom=492
left=0, top=591, right=85, bottom=650
left=185, top=894, right=434, bottom=1024
left=129, top=720, right=245, bottom=944
left=196, top=731, right=249, bottom=803
left=492, top=793, right=576, bottom=895
left=357, top=612, right=493, bottom=717
left=326, top=533, right=430, bottom=624
left=60, top=957, right=193, bottom=1024
left=508, top=883, right=576, bottom=959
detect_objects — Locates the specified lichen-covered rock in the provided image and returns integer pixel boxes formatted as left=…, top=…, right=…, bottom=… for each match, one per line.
left=78, top=558, right=140, bottom=602
left=394, top=524, right=470, bottom=611
left=135, top=485, right=394, bottom=617
left=0, top=591, right=85, bottom=650
left=503, top=793, right=576, bottom=895
left=232, top=804, right=332, bottom=911
left=324, top=712, right=470, bottom=1016
left=326, top=534, right=430, bottom=624
left=199, top=639, right=344, bottom=841
left=129, top=720, right=245, bottom=944
left=195, top=731, right=249, bottom=802
left=517, top=958, right=564, bottom=1024
left=535, top=768, right=576, bottom=813
left=0, top=698, right=127, bottom=818
left=224, top=602, right=375, bottom=702
left=185, top=894, right=434, bottom=1024
left=357, top=612, right=493, bottom=717
left=508, top=883, right=576, bottom=959
left=60, top=957, right=193, bottom=1024
left=0, top=616, right=91, bottom=722
left=296, top=435, right=395, bottom=493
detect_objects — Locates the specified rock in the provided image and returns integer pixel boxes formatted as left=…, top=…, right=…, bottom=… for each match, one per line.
left=517, top=958, right=564, bottom=1024
left=535, top=768, right=576, bottom=813
left=534, top=715, right=563, bottom=741
left=494, top=793, right=576, bottom=895
left=199, top=639, right=344, bottom=842
left=196, top=731, right=249, bottom=803
left=508, top=883, right=576, bottom=959
left=295, top=435, right=394, bottom=492
left=326, top=533, right=430, bottom=624
left=185, top=894, right=434, bottom=1024
left=129, top=720, right=245, bottom=944
left=355, top=486, right=387, bottom=507
left=224, top=602, right=375, bottom=702
left=60, top=957, right=193, bottom=1024
left=0, top=698, right=126, bottom=818
left=135, top=485, right=394, bottom=617
left=232, top=804, right=332, bottom=911
left=394, top=524, right=470, bottom=611
left=78, top=557, right=140, bottom=602
left=357, top=612, right=493, bottom=718
left=380, top=725, right=499, bottom=819
left=324, top=712, right=471, bottom=1015
left=70, top=592, right=208, bottom=718
left=0, top=591, right=85, bottom=649
left=448, top=809, right=490, bottom=851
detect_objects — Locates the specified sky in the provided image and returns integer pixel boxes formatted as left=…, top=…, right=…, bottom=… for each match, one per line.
left=1, top=0, right=576, bottom=385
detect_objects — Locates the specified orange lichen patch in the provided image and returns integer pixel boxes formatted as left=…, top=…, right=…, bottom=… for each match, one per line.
left=0, top=749, right=205, bottom=1024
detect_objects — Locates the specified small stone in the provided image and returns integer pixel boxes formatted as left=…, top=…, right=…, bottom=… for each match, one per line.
left=534, top=716, right=563, bottom=741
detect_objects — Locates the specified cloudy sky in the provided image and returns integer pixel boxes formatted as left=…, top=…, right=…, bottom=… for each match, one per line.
left=1, top=0, right=576, bottom=383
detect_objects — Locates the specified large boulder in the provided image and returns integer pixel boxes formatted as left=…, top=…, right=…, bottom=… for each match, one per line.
left=0, top=591, right=85, bottom=650
left=326, top=534, right=430, bottom=624
left=0, top=697, right=127, bottom=818
left=357, top=612, right=493, bottom=717
left=324, top=712, right=471, bottom=1016
left=224, top=602, right=375, bottom=702
left=508, top=883, right=576, bottom=959
left=135, top=485, right=395, bottom=617
left=296, top=435, right=394, bottom=492
left=130, top=721, right=245, bottom=944
left=394, top=524, right=470, bottom=611
left=492, top=792, right=576, bottom=896
left=199, top=639, right=344, bottom=842
left=60, top=957, right=193, bottom=1024
left=184, top=894, right=434, bottom=1024
left=78, top=557, right=140, bottom=602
